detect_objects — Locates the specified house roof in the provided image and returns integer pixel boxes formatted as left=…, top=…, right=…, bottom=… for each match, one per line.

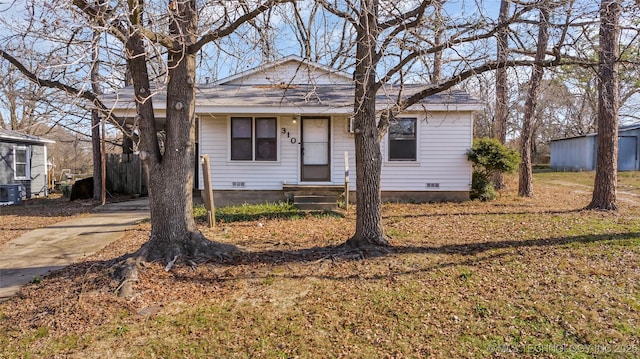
left=620, top=123, right=640, bottom=131
left=0, top=128, right=55, bottom=144
left=102, top=56, right=482, bottom=118
left=103, top=84, right=482, bottom=118
left=196, top=84, right=481, bottom=112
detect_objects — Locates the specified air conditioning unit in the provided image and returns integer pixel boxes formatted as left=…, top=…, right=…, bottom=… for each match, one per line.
left=0, top=184, right=23, bottom=205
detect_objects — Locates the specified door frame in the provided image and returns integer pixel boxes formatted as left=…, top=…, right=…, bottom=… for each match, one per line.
left=300, top=116, right=331, bottom=182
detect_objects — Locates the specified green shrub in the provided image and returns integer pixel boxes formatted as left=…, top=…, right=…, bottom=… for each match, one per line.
left=467, top=138, right=520, bottom=201
left=470, top=172, right=497, bottom=201
left=194, top=202, right=302, bottom=223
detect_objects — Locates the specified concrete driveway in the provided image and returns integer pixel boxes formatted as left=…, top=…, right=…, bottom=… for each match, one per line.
left=0, top=199, right=149, bottom=302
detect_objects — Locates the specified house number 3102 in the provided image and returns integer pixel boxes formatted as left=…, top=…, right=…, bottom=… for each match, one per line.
left=281, top=128, right=297, bottom=143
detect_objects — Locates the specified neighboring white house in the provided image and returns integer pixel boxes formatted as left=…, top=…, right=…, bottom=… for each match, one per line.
left=104, top=55, right=482, bottom=205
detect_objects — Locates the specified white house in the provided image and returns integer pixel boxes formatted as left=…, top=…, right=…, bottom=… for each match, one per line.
left=104, top=56, right=481, bottom=205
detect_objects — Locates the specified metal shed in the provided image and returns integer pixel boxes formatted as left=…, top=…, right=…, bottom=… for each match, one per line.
left=550, top=124, right=640, bottom=171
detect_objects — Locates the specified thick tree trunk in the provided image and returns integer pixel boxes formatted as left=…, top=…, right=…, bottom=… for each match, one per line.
left=345, top=0, right=388, bottom=248
left=493, top=0, right=510, bottom=189
left=588, top=0, right=620, bottom=210
left=125, top=0, right=235, bottom=264
left=90, top=30, right=102, bottom=200
left=91, top=109, right=102, bottom=200
left=519, top=7, right=549, bottom=197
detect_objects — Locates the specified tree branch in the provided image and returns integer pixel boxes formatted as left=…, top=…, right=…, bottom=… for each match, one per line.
left=315, top=0, right=360, bottom=31
left=72, top=0, right=128, bottom=43
left=191, top=0, right=296, bottom=53
left=399, top=58, right=591, bottom=112
left=378, top=0, right=430, bottom=30
left=0, top=49, right=122, bottom=126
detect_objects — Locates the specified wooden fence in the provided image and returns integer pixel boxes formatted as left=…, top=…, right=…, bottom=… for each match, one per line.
left=106, top=153, right=147, bottom=195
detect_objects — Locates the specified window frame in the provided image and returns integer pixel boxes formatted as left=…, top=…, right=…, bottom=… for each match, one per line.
left=13, top=145, right=30, bottom=180
left=230, top=117, right=253, bottom=161
left=229, top=117, right=278, bottom=162
left=387, top=117, right=417, bottom=161
left=254, top=117, right=278, bottom=161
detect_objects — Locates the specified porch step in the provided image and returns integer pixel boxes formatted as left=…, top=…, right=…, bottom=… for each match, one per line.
left=293, top=195, right=338, bottom=211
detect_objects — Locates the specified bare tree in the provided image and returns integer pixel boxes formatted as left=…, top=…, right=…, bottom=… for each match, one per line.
left=519, top=5, right=550, bottom=197
left=314, top=0, right=576, bottom=247
left=77, top=0, right=295, bottom=267
left=493, top=0, right=511, bottom=189
left=588, top=0, right=622, bottom=210
left=1, top=0, right=295, bottom=294
left=90, top=29, right=103, bottom=201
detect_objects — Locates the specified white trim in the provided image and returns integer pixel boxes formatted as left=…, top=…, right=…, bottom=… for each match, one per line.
left=383, top=162, right=421, bottom=167
left=0, top=132, right=54, bottom=144
left=214, top=55, right=353, bottom=85
left=43, top=145, right=48, bottom=196
left=468, top=112, right=474, bottom=189
left=105, top=103, right=480, bottom=118
left=299, top=116, right=332, bottom=183
left=13, top=145, right=30, bottom=180
left=227, top=115, right=281, bottom=163
left=385, top=117, right=419, bottom=163
left=197, top=115, right=202, bottom=190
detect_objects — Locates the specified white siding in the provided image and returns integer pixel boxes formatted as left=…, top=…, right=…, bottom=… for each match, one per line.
left=200, top=112, right=473, bottom=192
left=380, top=112, right=473, bottom=192
left=331, top=116, right=357, bottom=184
left=224, top=60, right=352, bottom=86
left=198, top=115, right=299, bottom=190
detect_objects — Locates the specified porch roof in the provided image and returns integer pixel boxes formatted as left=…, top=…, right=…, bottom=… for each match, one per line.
left=0, top=128, right=55, bottom=145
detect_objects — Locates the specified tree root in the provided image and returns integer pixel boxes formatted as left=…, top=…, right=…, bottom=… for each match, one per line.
left=111, top=231, right=239, bottom=298
left=344, top=234, right=391, bottom=248
left=112, top=256, right=141, bottom=298
left=339, top=235, right=393, bottom=259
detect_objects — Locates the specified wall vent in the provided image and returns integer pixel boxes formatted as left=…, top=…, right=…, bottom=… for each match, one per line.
left=232, top=182, right=246, bottom=188
left=425, top=183, right=440, bottom=189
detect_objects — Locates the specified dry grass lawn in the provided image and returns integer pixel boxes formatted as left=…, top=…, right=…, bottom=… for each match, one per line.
left=1, top=172, right=639, bottom=358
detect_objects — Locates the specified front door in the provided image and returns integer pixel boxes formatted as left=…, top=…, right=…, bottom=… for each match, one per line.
left=301, top=117, right=330, bottom=181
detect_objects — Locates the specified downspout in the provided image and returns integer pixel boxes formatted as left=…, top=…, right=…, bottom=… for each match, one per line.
left=43, top=144, right=48, bottom=196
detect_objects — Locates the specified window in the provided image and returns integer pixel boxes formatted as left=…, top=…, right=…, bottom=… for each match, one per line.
left=230, top=117, right=277, bottom=161
left=13, top=146, right=30, bottom=179
left=388, top=118, right=417, bottom=161
left=231, top=118, right=252, bottom=160
left=255, top=118, right=277, bottom=161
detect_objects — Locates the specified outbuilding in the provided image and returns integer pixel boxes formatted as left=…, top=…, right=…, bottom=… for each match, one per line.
left=550, top=124, right=640, bottom=171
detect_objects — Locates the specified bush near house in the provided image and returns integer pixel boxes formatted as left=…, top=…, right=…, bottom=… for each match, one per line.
left=467, top=138, right=520, bottom=200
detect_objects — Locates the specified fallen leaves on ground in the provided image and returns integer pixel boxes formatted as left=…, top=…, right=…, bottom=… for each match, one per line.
left=1, top=175, right=639, bottom=358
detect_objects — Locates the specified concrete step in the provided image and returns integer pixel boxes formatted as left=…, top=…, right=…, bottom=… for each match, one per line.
left=293, top=195, right=338, bottom=204
left=294, top=202, right=337, bottom=211
left=293, top=194, right=338, bottom=211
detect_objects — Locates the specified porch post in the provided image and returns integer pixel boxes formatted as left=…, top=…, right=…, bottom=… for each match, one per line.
left=344, top=151, right=349, bottom=211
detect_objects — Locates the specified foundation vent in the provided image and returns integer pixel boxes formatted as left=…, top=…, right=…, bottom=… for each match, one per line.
left=232, top=182, right=246, bottom=188
left=425, top=183, right=440, bottom=189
